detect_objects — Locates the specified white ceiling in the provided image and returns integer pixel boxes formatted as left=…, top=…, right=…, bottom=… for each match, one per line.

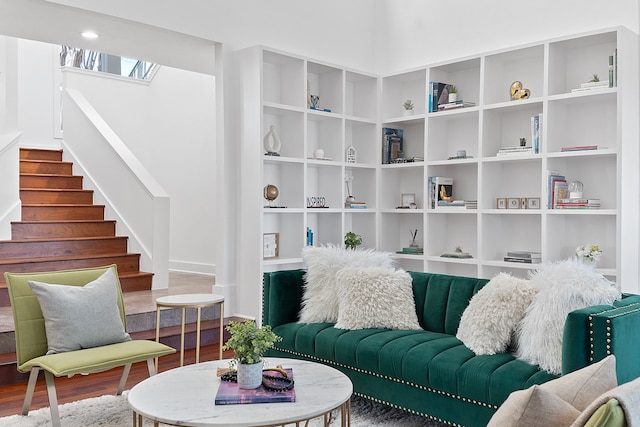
left=0, top=0, right=216, bottom=74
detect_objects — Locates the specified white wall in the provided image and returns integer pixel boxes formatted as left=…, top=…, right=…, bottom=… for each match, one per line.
left=374, top=0, right=639, bottom=73
left=63, top=66, right=217, bottom=274
left=16, top=39, right=58, bottom=147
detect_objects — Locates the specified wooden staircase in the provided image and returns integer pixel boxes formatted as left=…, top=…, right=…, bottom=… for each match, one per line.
left=0, top=148, right=153, bottom=307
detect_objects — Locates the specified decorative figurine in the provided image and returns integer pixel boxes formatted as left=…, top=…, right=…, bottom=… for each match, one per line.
left=263, top=184, right=279, bottom=207
left=263, top=125, right=281, bottom=156
left=346, top=145, right=357, bottom=163
left=510, top=81, right=531, bottom=100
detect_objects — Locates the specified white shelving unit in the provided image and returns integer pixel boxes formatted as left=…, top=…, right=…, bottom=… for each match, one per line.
left=238, top=27, right=639, bottom=312
left=381, top=27, right=638, bottom=286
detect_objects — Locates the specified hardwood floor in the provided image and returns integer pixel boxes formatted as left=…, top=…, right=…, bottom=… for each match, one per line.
left=0, top=343, right=235, bottom=418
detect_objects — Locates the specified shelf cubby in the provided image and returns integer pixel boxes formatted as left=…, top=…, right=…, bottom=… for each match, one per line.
left=381, top=69, right=427, bottom=119
left=379, top=211, right=424, bottom=254
left=480, top=160, right=541, bottom=210
left=307, top=62, right=343, bottom=114
left=263, top=161, right=305, bottom=209
left=483, top=45, right=545, bottom=105
left=426, top=212, right=477, bottom=258
left=263, top=106, right=305, bottom=158
left=481, top=102, right=544, bottom=157
left=481, top=213, right=542, bottom=263
left=429, top=57, right=481, bottom=107
left=345, top=119, right=377, bottom=165
left=427, top=110, right=479, bottom=161
left=345, top=71, right=378, bottom=119
left=263, top=50, right=305, bottom=107
left=380, top=165, right=424, bottom=210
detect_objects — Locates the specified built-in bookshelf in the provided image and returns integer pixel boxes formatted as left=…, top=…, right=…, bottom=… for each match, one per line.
left=381, top=27, right=638, bottom=287
left=238, top=27, right=639, bottom=304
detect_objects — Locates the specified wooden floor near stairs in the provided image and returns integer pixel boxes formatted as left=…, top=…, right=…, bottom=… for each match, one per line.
left=0, top=271, right=236, bottom=418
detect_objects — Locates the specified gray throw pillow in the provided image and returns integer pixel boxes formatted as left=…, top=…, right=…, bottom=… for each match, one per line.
left=28, top=268, right=131, bottom=354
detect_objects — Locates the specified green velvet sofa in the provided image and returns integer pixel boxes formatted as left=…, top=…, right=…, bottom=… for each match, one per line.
left=262, top=269, right=640, bottom=427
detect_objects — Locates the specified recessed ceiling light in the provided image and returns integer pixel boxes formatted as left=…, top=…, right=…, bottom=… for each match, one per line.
left=81, top=31, right=99, bottom=39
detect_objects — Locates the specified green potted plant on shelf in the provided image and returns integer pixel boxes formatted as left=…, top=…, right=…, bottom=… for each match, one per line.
left=403, top=99, right=414, bottom=116
left=222, top=320, right=282, bottom=389
left=344, top=231, right=363, bottom=250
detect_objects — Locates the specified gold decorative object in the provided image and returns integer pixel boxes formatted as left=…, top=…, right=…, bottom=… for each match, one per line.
left=263, top=184, right=279, bottom=207
left=510, top=81, right=531, bottom=100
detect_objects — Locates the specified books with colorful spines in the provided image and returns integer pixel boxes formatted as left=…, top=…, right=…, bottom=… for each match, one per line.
left=428, top=82, right=451, bottom=112
left=555, top=198, right=600, bottom=205
left=215, top=368, right=295, bottom=405
left=504, top=256, right=541, bottom=264
left=560, top=145, right=602, bottom=152
left=530, top=113, right=542, bottom=154
left=552, top=181, right=568, bottom=208
left=382, top=128, right=403, bottom=164
left=547, top=172, right=565, bottom=208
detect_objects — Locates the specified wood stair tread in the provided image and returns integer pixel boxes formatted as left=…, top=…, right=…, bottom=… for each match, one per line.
left=0, top=252, right=140, bottom=265
left=0, top=235, right=127, bottom=244
left=11, top=220, right=116, bottom=224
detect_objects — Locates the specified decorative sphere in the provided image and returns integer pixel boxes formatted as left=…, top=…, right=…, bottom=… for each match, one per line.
left=263, top=184, right=279, bottom=201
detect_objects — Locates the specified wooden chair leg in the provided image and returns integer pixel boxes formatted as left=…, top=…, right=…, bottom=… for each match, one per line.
left=117, top=363, right=132, bottom=395
left=44, top=371, right=61, bottom=427
left=147, top=358, right=157, bottom=376
left=21, top=367, right=40, bottom=415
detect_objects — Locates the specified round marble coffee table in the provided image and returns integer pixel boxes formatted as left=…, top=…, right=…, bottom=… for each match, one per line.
left=128, top=357, right=353, bottom=427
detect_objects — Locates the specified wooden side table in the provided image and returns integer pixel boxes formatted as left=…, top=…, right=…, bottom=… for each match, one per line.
left=155, top=293, right=225, bottom=367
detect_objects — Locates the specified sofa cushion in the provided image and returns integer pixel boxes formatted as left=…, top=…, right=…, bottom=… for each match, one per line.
left=488, top=356, right=618, bottom=427
left=457, top=272, right=537, bottom=355
left=335, top=267, right=421, bottom=330
left=583, top=399, right=625, bottom=427
left=28, top=268, right=131, bottom=354
left=299, top=245, right=394, bottom=323
left=517, top=260, right=621, bottom=374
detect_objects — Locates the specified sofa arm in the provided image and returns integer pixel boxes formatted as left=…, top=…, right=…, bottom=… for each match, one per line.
left=563, top=295, right=640, bottom=383
left=262, top=270, right=305, bottom=328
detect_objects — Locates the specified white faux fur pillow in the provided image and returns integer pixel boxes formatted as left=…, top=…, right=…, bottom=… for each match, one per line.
left=456, top=272, right=537, bottom=355
left=516, top=259, right=621, bottom=374
left=334, top=267, right=422, bottom=330
left=299, top=245, right=395, bottom=323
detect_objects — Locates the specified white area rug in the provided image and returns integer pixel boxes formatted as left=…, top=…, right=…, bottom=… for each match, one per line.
left=0, top=392, right=446, bottom=426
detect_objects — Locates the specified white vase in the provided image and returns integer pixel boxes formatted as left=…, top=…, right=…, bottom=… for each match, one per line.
left=448, top=93, right=458, bottom=103
left=403, top=109, right=413, bottom=116
left=237, top=361, right=263, bottom=389
left=263, top=125, right=281, bottom=155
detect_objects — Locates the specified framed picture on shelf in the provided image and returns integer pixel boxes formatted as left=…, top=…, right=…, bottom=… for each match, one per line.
left=497, top=198, right=506, bottom=209
left=507, top=198, right=520, bottom=209
left=527, top=197, right=541, bottom=209
left=263, top=232, right=279, bottom=259
left=401, top=193, right=416, bottom=208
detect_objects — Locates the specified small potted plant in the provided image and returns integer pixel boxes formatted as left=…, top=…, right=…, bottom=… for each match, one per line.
left=222, top=320, right=282, bottom=389
left=448, top=86, right=458, bottom=103
left=575, top=244, right=602, bottom=266
left=344, top=231, right=362, bottom=250
left=403, top=99, right=414, bottom=116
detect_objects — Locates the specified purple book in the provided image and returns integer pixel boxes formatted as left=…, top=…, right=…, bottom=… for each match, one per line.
left=215, top=368, right=295, bottom=405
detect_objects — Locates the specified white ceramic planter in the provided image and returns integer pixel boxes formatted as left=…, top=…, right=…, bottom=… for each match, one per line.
left=237, top=361, right=263, bottom=389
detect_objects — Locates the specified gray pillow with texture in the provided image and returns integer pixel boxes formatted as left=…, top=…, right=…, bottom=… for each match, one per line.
left=28, top=268, right=131, bottom=354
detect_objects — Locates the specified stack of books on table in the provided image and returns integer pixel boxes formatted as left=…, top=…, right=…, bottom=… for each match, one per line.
left=555, top=198, right=600, bottom=209
left=504, top=251, right=542, bottom=264
left=437, top=100, right=476, bottom=111
left=464, top=200, right=478, bottom=209
left=497, top=146, right=534, bottom=156
left=345, top=201, right=367, bottom=209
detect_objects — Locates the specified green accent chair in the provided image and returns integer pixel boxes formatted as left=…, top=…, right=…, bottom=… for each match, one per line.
left=5, top=264, right=176, bottom=427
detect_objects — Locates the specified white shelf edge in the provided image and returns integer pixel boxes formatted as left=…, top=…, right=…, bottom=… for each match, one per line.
left=427, top=158, right=478, bottom=166
left=263, top=155, right=305, bottom=164
left=426, top=255, right=478, bottom=265
left=482, top=155, right=542, bottom=163
left=263, top=257, right=304, bottom=266
left=263, top=207, right=305, bottom=213
left=380, top=162, right=425, bottom=169
left=546, top=209, right=616, bottom=215
left=381, top=208, right=425, bottom=214
left=547, top=148, right=617, bottom=158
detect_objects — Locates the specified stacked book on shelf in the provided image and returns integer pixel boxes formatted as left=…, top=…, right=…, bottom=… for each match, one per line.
left=530, top=113, right=542, bottom=154
left=561, top=145, right=605, bottom=152
left=571, top=52, right=617, bottom=92
left=547, top=171, right=567, bottom=208
left=382, top=127, right=404, bottom=164
left=570, top=80, right=610, bottom=93
left=497, top=146, right=535, bottom=156
left=437, top=100, right=476, bottom=111
left=504, top=251, right=541, bottom=264
left=345, top=201, right=367, bottom=209
left=464, top=200, right=477, bottom=209
left=555, top=198, right=601, bottom=209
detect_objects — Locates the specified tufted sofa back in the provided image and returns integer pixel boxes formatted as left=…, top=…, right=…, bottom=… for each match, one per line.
left=409, top=272, right=489, bottom=334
